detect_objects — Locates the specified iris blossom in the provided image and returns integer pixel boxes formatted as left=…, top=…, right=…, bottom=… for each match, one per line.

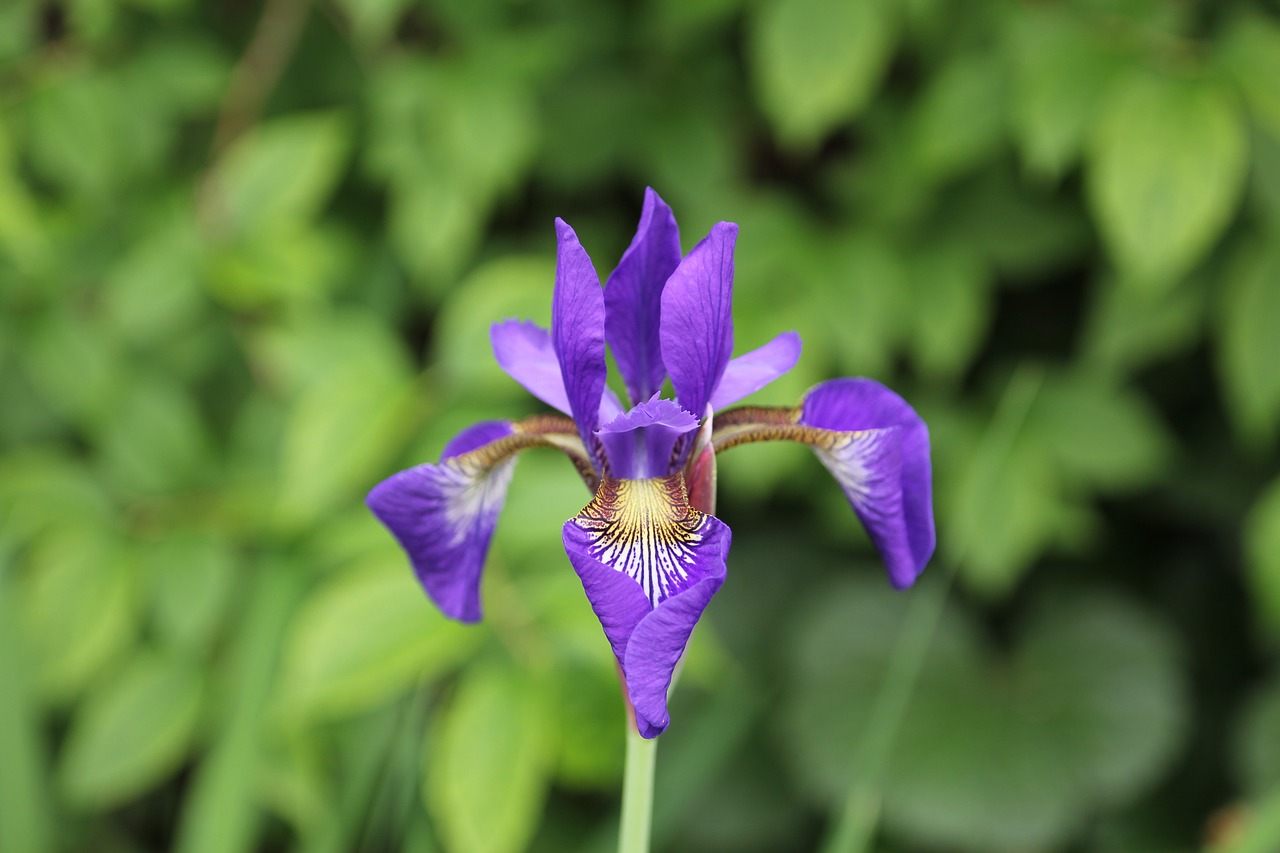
left=368, top=189, right=935, bottom=738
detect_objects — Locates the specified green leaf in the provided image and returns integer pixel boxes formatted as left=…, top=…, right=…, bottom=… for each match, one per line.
left=98, top=371, right=213, bottom=494
left=333, top=0, right=414, bottom=45
left=211, top=112, right=351, bottom=237
left=18, top=528, right=138, bottom=702
left=272, top=312, right=420, bottom=529
left=0, top=0, right=39, bottom=66
left=103, top=213, right=204, bottom=344
left=434, top=255, right=558, bottom=401
left=819, top=232, right=905, bottom=375
left=275, top=368, right=418, bottom=529
left=1088, top=70, right=1247, bottom=287
left=931, top=165, right=1093, bottom=279
left=26, top=72, right=136, bottom=198
left=1013, top=593, right=1186, bottom=804
left=944, top=433, right=1060, bottom=598
left=0, top=451, right=113, bottom=544
left=1029, top=373, right=1172, bottom=493
left=905, top=245, right=990, bottom=382
left=0, top=122, right=49, bottom=274
left=277, top=559, right=482, bottom=720
left=123, top=37, right=230, bottom=114
left=1253, top=116, right=1280, bottom=230
left=1244, top=477, right=1280, bottom=639
left=175, top=564, right=301, bottom=853
left=907, top=53, right=1008, bottom=183
left=367, top=59, right=538, bottom=285
left=425, top=662, right=550, bottom=853
left=550, top=660, right=624, bottom=789
left=206, top=222, right=352, bottom=310
left=1217, top=13, right=1280, bottom=140
left=1082, top=273, right=1207, bottom=376
left=59, top=652, right=204, bottom=808
left=0, top=569, right=54, bottom=853
left=1208, top=788, right=1280, bottom=853
left=387, top=177, right=484, bottom=287
left=781, top=579, right=1186, bottom=852
left=1218, top=242, right=1280, bottom=447
left=748, top=0, right=895, bottom=148
left=23, top=307, right=122, bottom=426
left=1235, top=674, right=1280, bottom=795
left=148, top=533, right=238, bottom=653
left=1007, top=6, right=1122, bottom=179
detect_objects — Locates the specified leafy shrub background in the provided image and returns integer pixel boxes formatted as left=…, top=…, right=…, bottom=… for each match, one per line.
left=2, top=0, right=1280, bottom=851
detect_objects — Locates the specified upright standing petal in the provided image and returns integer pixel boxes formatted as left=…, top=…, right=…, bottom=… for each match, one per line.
left=660, top=222, right=738, bottom=419
left=709, top=331, right=803, bottom=410
left=605, top=188, right=683, bottom=405
left=552, top=219, right=608, bottom=466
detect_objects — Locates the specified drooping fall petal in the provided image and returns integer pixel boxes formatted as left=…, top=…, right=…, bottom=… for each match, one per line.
left=713, top=378, right=935, bottom=588
left=799, top=378, right=934, bottom=587
left=562, top=474, right=730, bottom=737
left=368, top=416, right=589, bottom=622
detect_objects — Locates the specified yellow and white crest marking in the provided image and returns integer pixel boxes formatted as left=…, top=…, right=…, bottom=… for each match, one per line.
left=571, top=474, right=707, bottom=606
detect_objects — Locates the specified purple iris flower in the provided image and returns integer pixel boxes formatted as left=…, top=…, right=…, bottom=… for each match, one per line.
left=367, top=189, right=935, bottom=738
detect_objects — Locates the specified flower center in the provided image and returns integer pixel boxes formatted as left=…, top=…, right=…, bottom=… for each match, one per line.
left=596, top=396, right=699, bottom=479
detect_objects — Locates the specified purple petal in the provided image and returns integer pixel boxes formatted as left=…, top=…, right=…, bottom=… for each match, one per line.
left=552, top=219, right=607, bottom=462
left=597, top=397, right=700, bottom=479
left=605, top=188, right=682, bottom=405
left=660, top=222, right=738, bottom=419
left=599, top=387, right=626, bottom=423
left=624, top=576, right=723, bottom=737
left=490, top=320, right=572, bottom=415
left=709, top=331, right=803, bottom=410
left=799, top=379, right=935, bottom=587
left=563, top=547, right=653, bottom=665
left=367, top=422, right=519, bottom=622
left=562, top=474, right=731, bottom=737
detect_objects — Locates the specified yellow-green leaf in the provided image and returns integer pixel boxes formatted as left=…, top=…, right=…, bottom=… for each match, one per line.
left=749, top=0, right=895, bottom=149
left=1088, top=70, right=1247, bottom=287
left=59, top=652, right=203, bottom=808
left=425, top=663, right=550, bottom=853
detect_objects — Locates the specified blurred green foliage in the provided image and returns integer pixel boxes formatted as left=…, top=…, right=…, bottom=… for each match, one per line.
left=1, top=0, right=1279, bottom=851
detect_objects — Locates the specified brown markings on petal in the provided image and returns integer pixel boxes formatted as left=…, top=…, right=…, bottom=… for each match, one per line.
left=711, top=422, right=850, bottom=455
left=712, top=406, right=797, bottom=428
left=513, top=413, right=580, bottom=436
left=570, top=474, right=708, bottom=606
left=455, top=415, right=598, bottom=491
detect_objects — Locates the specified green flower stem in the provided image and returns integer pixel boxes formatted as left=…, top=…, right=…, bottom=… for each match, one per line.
left=618, top=721, right=658, bottom=853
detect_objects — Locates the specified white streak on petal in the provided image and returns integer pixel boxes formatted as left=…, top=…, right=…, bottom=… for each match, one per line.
left=811, top=428, right=902, bottom=521
left=570, top=477, right=710, bottom=607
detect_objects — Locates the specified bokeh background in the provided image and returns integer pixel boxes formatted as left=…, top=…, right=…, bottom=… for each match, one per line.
left=3, top=0, right=1280, bottom=851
